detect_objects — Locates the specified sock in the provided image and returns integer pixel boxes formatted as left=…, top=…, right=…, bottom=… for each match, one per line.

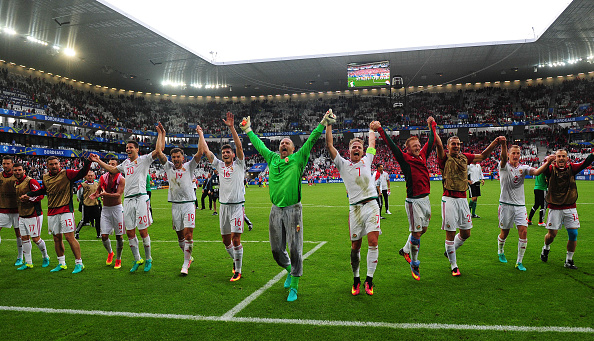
left=410, top=236, right=420, bottom=262
left=365, top=275, right=373, bottom=287
left=35, top=239, right=49, bottom=259
left=445, top=240, right=457, bottom=269
left=183, top=239, right=193, bottom=268
left=286, top=264, right=292, bottom=273
left=539, top=209, right=545, bottom=223
left=517, top=238, right=527, bottom=263
left=75, top=258, right=83, bottom=265
left=178, top=239, right=185, bottom=251
left=528, top=207, right=536, bottom=221
left=471, top=201, right=477, bottom=215
left=402, top=233, right=412, bottom=253
left=102, top=239, right=113, bottom=254
left=142, top=235, right=152, bottom=260
left=22, top=240, right=32, bottom=264
left=129, top=237, right=141, bottom=261
left=57, top=255, right=66, bottom=266
left=116, top=239, right=124, bottom=260
left=454, top=233, right=466, bottom=250
left=233, top=244, right=243, bottom=274
left=543, top=243, right=550, bottom=251
left=17, top=237, right=23, bottom=259
left=497, top=236, right=506, bottom=254
left=290, top=275, right=300, bottom=290
left=566, top=251, right=574, bottom=262
left=225, top=243, right=234, bottom=259
left=350, top=248, right=360, bottom=277
left=366, top=245, right=378, bottom=277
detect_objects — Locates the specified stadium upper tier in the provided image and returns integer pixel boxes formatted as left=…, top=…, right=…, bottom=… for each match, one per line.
left=1, top=68, right=593, bottom=136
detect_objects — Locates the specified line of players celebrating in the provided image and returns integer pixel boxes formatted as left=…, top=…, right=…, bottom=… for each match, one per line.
left=1, top=110, right=588, bottom=302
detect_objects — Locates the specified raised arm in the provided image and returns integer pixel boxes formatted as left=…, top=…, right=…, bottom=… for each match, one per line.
left=423, top=117, right=437, bottom=159
left=571, top=153, right=594, bottom=174
left=499, top=138, right=508, bottom=168
left=530, top=154, right=555, bottom=176
left=325, top=124, right=338, bottom=160
left=434, top=123, right=445, bottom=159
left=224, top=112, right=243, bottom=160
left=474, top=136, right=505, bottom=163
left=196, top=125, right=214, bottom=163
left=89, top=154, right=118, bottom=174
left=297, top=110, right=335, bottom=158
left=368, top=123, right=376, bottom=150
left=372, top=121, right=405, bottom=165
left=241, top=116, right=275, bottom=162
left=151, top=122, right=166, bottom=160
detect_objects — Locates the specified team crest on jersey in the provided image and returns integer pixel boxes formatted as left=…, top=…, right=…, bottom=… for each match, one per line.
left=285, top=157, right=289, bottom=163
left=133, top=160, right=138, bottom=164
left=182, top=167, right=186, bottom=172
left=352, top=234, right=357, bottom=238
left=416, top=225, right=421, bottom=229
left=446, top=224, right=450, bottom=228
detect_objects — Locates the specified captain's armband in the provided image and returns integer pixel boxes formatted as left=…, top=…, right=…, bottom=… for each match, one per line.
left=366, top=147, right=376, bottom=155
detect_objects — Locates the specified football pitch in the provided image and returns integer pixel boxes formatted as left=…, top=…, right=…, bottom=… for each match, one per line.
left=0, top=180, right=593, bottom=340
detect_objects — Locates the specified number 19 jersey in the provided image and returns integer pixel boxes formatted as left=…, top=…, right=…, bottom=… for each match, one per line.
left=164, top=159, right=198, bottom=203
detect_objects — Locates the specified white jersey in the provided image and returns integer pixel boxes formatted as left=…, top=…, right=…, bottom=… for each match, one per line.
left=212, top=157, right=245, bottom=204
left=334, top=153, right=377, bottom=205
left=117, top=153, right=154, bottom=198
left=498, top=163, right=533, bottom=205
left=468, top=163, right=484, bottom=183
left=378, top=171, right=389, bottom=190
left=165, top=159, right=198, bottom=203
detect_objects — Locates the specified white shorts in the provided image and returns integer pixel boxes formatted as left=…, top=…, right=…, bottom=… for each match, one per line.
left=0, top=213, right=19, bottom=228
left=405, top=196, right=431, bottom=232
left=498, top=204, right=528, bottom=230
left=219, top=203, right=244, bottom=235
left=18, top=215, right=43, bottom=237
left=441, top=196, right=473, bottom=231
left=123, top=195, right=152, bottom=231
left=349, top=200, right=381, bottom=241
left=100, top=204, right=125, bottom=236
left=172, top=202, right=196, bottom=231
left=546, top=208, right=580, bottom=230
left=48, top=212, right=76, bottom=235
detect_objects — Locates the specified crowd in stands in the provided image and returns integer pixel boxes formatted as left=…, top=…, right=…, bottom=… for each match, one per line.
left=1, top=68, right=594, bottom=136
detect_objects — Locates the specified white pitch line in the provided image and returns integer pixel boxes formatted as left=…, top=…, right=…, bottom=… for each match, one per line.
left=1, top=305, right=591, bottom=333
left=0, top=239, right=323, bottom=244
left=220, top=241, right=327, bottom=320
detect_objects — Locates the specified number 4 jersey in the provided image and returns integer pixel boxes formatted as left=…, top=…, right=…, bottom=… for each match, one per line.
left=212, top=157, right=245, bottom=204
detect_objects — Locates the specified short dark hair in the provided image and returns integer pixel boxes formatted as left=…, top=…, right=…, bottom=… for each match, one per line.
left=221, top=144, right=233, bottom=151
left=171, top=148, right=184, bottom=155
left=107, top=158, right=119, bottom=165
left=46, top=156, right=59, bottom=162
left=2, top=155, right=14, bottom=163
left=126, top=140, right=139, bottom=149
left=12, top=162, right=24, bottom=169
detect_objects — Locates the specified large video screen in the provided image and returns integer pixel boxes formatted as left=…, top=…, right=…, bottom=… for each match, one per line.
left=347, top=61, right=390, bottom=88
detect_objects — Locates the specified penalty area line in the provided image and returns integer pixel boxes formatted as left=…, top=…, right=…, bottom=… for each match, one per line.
left=220, top=241, right=327, bottom=320
left=1, top=305, right=592, bottom=333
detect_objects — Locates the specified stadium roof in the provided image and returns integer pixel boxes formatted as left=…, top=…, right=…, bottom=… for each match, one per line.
left=0, top=0, right=592, bottom=97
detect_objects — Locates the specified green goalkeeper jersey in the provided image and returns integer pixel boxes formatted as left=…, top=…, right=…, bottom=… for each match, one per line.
left=247, top=124, right=324, bottom=207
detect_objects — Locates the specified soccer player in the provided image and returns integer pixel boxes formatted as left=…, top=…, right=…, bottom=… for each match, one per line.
left=540, top=149, right=594, bottom=269
left=240, top=110, right=335, bottom=301
left=156, top=135, right=202, bottom=276
left=89, top=159, right=125, bottom=269
left=90, top=122, right=165, bottom=272
left=197, top=111, right=246, bottom=281
left=528, top=173, right=547, bottom=227
left=21, top=155, right=94, bottom=274
left=371, top=117, right=438, bottom=281
left=13, top=163, right=50, bottom=270
left=327, top=121, right=380, bottom=295
left=467, top=161, right=484, bottom=218
left=0, top=155, right=23, bottom=266
left=75, top=170, right=101, bottom=239
left=437, top=135, right=504, bottom=276
left=375, top=164, right=391, bottom=215
left=497, top=142, right=551, bottom=271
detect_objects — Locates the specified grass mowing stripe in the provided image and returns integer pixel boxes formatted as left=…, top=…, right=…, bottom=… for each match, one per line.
left=1, top=238, right=324, bottom=243
left=1, top=305, right=591, bottom=333
left=221, top=241, right=327, bottom=319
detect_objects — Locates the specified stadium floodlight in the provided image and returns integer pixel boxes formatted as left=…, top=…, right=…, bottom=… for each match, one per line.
left=3, top=27, right=16, bottom=35
left=63, top=48, right=76, bottom=56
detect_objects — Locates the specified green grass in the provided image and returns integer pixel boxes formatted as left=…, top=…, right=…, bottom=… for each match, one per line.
left=0, top=180, right=593, bottom=340
left=347, top=77, right=389, bottom=88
